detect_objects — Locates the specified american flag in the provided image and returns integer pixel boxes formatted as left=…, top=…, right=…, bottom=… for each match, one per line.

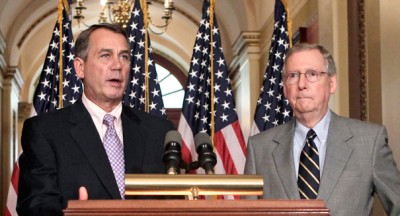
left=178, top=0, right=246, bottom=179
left=4, top=1, right=82, bottom=215
left=31, top=2, right=82, bottom=115
left=122, top=0, right=166, bottom=117
left=250, top=0, right=293, bottom=136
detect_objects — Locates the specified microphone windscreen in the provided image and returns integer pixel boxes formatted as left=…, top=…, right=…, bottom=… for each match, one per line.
left=194, top=132, right=212, bottom=149
left=164, top=130, right=182, bottom=147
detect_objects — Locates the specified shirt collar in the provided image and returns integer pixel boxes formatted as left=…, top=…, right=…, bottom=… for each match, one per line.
left=295, top=110, right=331, bottom=144
left=81, top=93, right=123, bottom=124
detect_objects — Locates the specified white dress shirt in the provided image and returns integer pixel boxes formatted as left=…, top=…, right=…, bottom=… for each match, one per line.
left=81, top=93, right=124, bottom=144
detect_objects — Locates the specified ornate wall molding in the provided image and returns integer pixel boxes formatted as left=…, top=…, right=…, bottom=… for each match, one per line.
left=5, top=67, right=24, bottom=94
left=0, top=30, right=6, bottom=87
left=348, top=0, right=367, bottom=121
left=358, top=0, right=367, bottom=121
left=232, top=32, right=261, bottom=58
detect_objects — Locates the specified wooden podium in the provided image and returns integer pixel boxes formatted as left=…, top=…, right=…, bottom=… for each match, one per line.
left=64, top=199, right=329, bottom=216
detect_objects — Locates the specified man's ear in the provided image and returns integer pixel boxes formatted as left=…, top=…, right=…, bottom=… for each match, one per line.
left=74, top=57, right=85, bottom=79
left=283, top=83, right=288, bottom=99
left=329, top=74, right=337, bottom=94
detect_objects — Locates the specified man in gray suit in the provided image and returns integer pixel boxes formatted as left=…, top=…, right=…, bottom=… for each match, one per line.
left=244, top=43, right=400, bottom=215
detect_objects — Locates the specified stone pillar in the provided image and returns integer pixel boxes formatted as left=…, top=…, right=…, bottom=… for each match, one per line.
left=230, top=32, right=261, bottom=142
left=0, top=30, right=6, bottom=215
left=1, top=66, right=23, bottom=214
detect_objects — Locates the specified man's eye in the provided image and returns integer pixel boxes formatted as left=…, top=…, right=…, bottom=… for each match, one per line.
left=121, top=54, right=130, bottom=60
left=100, top=53, right=110, bottom=58
left=288, top=73, right=298, bottom=78
left=308, top=70, right=318, bottom=76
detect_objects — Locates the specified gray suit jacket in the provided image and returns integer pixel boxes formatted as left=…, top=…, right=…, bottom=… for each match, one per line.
left=244, top=112, right=400, bottom=216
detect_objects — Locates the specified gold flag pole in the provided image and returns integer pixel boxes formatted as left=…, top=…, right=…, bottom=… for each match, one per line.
left=281, top=0, right=293, bottom=47
left=209, top=0, right=216, bottom=145
left=208, top=2, right=219, bottom=200
left=58, top=0, right=64, bottom=109
left=141, top=0, right=150, bottom=113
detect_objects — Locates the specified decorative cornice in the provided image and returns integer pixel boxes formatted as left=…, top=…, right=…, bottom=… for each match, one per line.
left=5, top=66, right=24, bottom=92
left=230, top=31, right=261, bottom=74
left=229, top=32, right=262, bottom=91
left=232, top=31, right=261, bottom=57
left=0, top=30, right=5, bottom=54
left=0, top=30, right=6, bottom=76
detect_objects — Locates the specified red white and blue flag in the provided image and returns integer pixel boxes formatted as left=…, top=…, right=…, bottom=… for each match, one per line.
left=178, top=0, right=246, bottom=181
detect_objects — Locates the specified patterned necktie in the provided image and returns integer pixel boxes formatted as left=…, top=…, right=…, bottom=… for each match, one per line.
left=103, top=114, right=125, bottom=199
left=298, top=129, right=320, bottom=199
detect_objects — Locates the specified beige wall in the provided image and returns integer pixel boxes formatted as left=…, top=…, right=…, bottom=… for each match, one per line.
left=380, top=0, right=400, bottom=166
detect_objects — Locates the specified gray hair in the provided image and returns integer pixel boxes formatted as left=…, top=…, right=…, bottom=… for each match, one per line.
left=283, top=43, right=336, bottom=76
left=75, top=23, right=128, bottom=61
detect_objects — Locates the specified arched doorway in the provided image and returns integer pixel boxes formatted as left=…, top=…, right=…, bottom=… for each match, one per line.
left=154, top=53, right=187, bottom=127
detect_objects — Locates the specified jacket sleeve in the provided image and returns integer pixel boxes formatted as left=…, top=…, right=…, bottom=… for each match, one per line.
left=17, top=118, right=64, bottom=216
left=372, top=126, right=400, bottom=215
left=241, top=136, right=259, bottom=200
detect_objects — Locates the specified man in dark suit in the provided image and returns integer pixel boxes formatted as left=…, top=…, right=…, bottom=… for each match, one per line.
left=17, top=24, right=175, bottom=216
left=244, top=43, right=400, bottom=215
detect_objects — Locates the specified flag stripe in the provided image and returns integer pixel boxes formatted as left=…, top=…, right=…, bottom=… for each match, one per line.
left=219, top=122, right=246, bottom=173
left=5, top=162, right=19, bottom=216
left=10, top=162, right=19, bottom=193
left=178, top=114, right=196, bottom=164
left=214, top=132, right=236, bottom=174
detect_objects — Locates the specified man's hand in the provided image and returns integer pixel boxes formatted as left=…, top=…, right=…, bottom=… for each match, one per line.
left=79, top=186, right=88, bottom=200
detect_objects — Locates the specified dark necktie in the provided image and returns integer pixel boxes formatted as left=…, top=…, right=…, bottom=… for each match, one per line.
left=298, top=129, right=320, bottom=199
left=103, top=114, right=125, bottom=199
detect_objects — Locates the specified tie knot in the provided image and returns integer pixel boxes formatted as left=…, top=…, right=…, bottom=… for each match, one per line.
left=306, top=129, right=316, bottom=141
left=103, top=114, right=115, bottom=127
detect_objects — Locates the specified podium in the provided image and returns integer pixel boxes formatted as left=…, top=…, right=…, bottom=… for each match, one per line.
left=65, top=175, right=329, bottom=215
left=64, top=199, right=329, bottom=215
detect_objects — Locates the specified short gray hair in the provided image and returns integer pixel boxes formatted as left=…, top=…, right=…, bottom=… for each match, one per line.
left=283, top=43, right=336, bottom=76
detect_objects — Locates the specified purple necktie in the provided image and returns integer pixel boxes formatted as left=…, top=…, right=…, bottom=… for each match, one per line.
left=103, top=114, right=125, bottom=199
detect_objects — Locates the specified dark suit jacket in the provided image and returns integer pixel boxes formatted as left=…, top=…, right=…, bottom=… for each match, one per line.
left=244, top=112, right=400, bottom=216
left=17, top=100, right=175, bottom=216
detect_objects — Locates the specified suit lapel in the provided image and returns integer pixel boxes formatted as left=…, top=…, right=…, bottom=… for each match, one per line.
left=272, top=121, right=300, bottom=199
left=69, top=100, right=121, bottom=199
left=317, top=113, right=353, bottom=201
left=121, top=106, right=146, bottom=173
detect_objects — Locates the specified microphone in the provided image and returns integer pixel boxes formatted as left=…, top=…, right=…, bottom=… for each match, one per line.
left=194, top=132, right=217, bottom=174
left=163, top=130, right=182, bottom=175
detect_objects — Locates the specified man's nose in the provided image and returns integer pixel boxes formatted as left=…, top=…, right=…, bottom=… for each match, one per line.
left=297, top=73, right=307, bottom=89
